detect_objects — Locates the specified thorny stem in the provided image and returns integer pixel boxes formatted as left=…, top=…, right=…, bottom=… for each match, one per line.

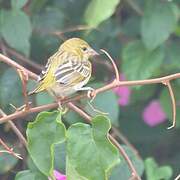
left=0, top=53, right=37, bottom=79
left=1, top=44, right=43, bottom=71
left=175, top=174, right=180, bottom=180
left=162, top=81, right=176, bottom=129
left=0, top=138, right=22, bottom=159
left=0, top=109, right=27, bottom=147
left=100, top=49, right=120, bottom=81
left=111, top=127, right=141, bottom=159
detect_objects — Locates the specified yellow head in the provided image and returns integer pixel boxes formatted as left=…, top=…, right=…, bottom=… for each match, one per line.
left=59, top=38, right=98, bottom=60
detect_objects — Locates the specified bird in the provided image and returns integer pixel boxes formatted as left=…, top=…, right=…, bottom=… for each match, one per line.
left=29, top=38, right=98, bottom=101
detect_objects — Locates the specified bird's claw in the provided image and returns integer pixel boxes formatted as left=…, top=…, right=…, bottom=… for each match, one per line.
left=57, top=100, right=68, bottom=114
left=87, top=89, right=96, bottom=102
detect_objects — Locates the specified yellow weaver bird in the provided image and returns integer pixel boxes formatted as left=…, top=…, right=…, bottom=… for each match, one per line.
left=29, top=38, right=98, bottom=100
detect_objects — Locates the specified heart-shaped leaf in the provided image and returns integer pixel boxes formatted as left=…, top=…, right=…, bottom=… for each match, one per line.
left=145, top=157, right=173, bottom=180
left=27, top=111, right=66, bottom=178
left=66, top=115, right=120, bottom=180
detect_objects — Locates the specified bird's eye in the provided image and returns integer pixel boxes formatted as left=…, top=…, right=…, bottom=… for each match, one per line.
left=82, top=47, right=87, bottom=51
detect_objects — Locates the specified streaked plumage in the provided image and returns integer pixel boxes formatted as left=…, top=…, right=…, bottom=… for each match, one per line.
left=29, top=38, right=98, bottom=98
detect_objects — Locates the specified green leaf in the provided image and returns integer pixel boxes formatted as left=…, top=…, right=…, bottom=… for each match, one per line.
left=145, top=157, right=173, bottom=180
left=1, top=9, right=32, bottom=56
left=15, top=170, right=47, bottom=180
left=32, top=7, right=65, bottom=32
left=36, top=92, right=54, bottom=106
left=122, top=40, right=164, bottom=80
left=27, top=111, right=66, bottom=178
left=122, top=16, right=141, bottom=37
left=131, top=85, right=156, bottom=104
left=0, top=146, right=19, bottom=174
left=141, top=0, right=177, bottom=50
left=110, top=146, right=144, bottom=180
left=0, top=68, right=23, bottom=109
left=84, top=0, right=120, bottom=28
left=165, top=40, right=180, bottom=69
left=84, top=83, right=119, bottom=126
left=64, top=110, right=84, bottom=125
left=66, top=115, right=120, bottom=180
left=11, top=0, right=28, bottom=9
left=54, top=142, right=66, bottom=173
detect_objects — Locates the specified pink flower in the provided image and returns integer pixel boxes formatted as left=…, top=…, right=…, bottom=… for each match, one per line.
left=53, top=170, right=66, bottom=180
left=113, top=74, right=131, bottom=106
left=142, top=100, right=166, bottom=127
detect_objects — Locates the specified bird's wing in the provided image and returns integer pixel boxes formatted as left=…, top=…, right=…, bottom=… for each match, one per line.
left=54, top=60, right=91, bottom=86
left=38, top=51, right=62, bottom=82
left=29, top=52, right=62, bottom=94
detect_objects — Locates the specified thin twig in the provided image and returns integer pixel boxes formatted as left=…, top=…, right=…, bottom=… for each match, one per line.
left=109, top=136, right=141, bottom=180
left=100, top=49, right=120, bottom=81
left=111, top=127, right=141, bottom=159
left=162, top=81, right=176, bottom=129
left=0, top=138, right=22, bottom=159
left=0, top=53, right=37, bottom=80
left=52, top=25, right=95, bottom=36
left=175, top=174, right=180, bottom=180
left=0, top=53, right=180, bottom=128
left=0, top=109, right=27, bottom=147
left=0, top=50, right=179, bottom=179
left=5, top=46, right=43, bottom=71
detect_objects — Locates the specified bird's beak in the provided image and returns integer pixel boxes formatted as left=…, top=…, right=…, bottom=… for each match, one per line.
left=89, top=48, right=99, bottom=56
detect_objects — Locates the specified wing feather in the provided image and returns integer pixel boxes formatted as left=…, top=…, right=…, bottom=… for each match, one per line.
left=55, top=60, right=91, bottom=86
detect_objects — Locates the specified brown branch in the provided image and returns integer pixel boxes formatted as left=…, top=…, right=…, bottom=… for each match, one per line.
left=0, top=52, right=180, bottom=126
left=0, top=52, right=179, bottom=179
left=0, top=94, right=88, bottom=123
left=5, top=46, right=43, bottom=71
left=100, top=49, right=120, bottom=81
left=111, top=127, right=141, bottom=159
left=0, top=53, right=37, bottom=80
left=0, top=138, right=22, bottom=159
left=175, top=174, right=180, bottom=180
left=162, top=81, right=176, bottom=129
left=0, top=109, right=27, bottom=147
left=108, top=136, right=141, bottom=180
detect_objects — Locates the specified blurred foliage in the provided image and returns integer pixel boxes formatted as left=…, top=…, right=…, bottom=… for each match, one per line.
left=110, top=146, right=144, bottom=180
left=0, top=0, right=179, bottom=179
left=0, top=145, right=19, bottom=174
left=144, top=157, right=173, bottom=180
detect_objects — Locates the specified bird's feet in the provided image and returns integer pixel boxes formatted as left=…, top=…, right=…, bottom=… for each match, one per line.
left=87, top=88, right=96, bottom=102
left=57, top=99, right=68, bottom=115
